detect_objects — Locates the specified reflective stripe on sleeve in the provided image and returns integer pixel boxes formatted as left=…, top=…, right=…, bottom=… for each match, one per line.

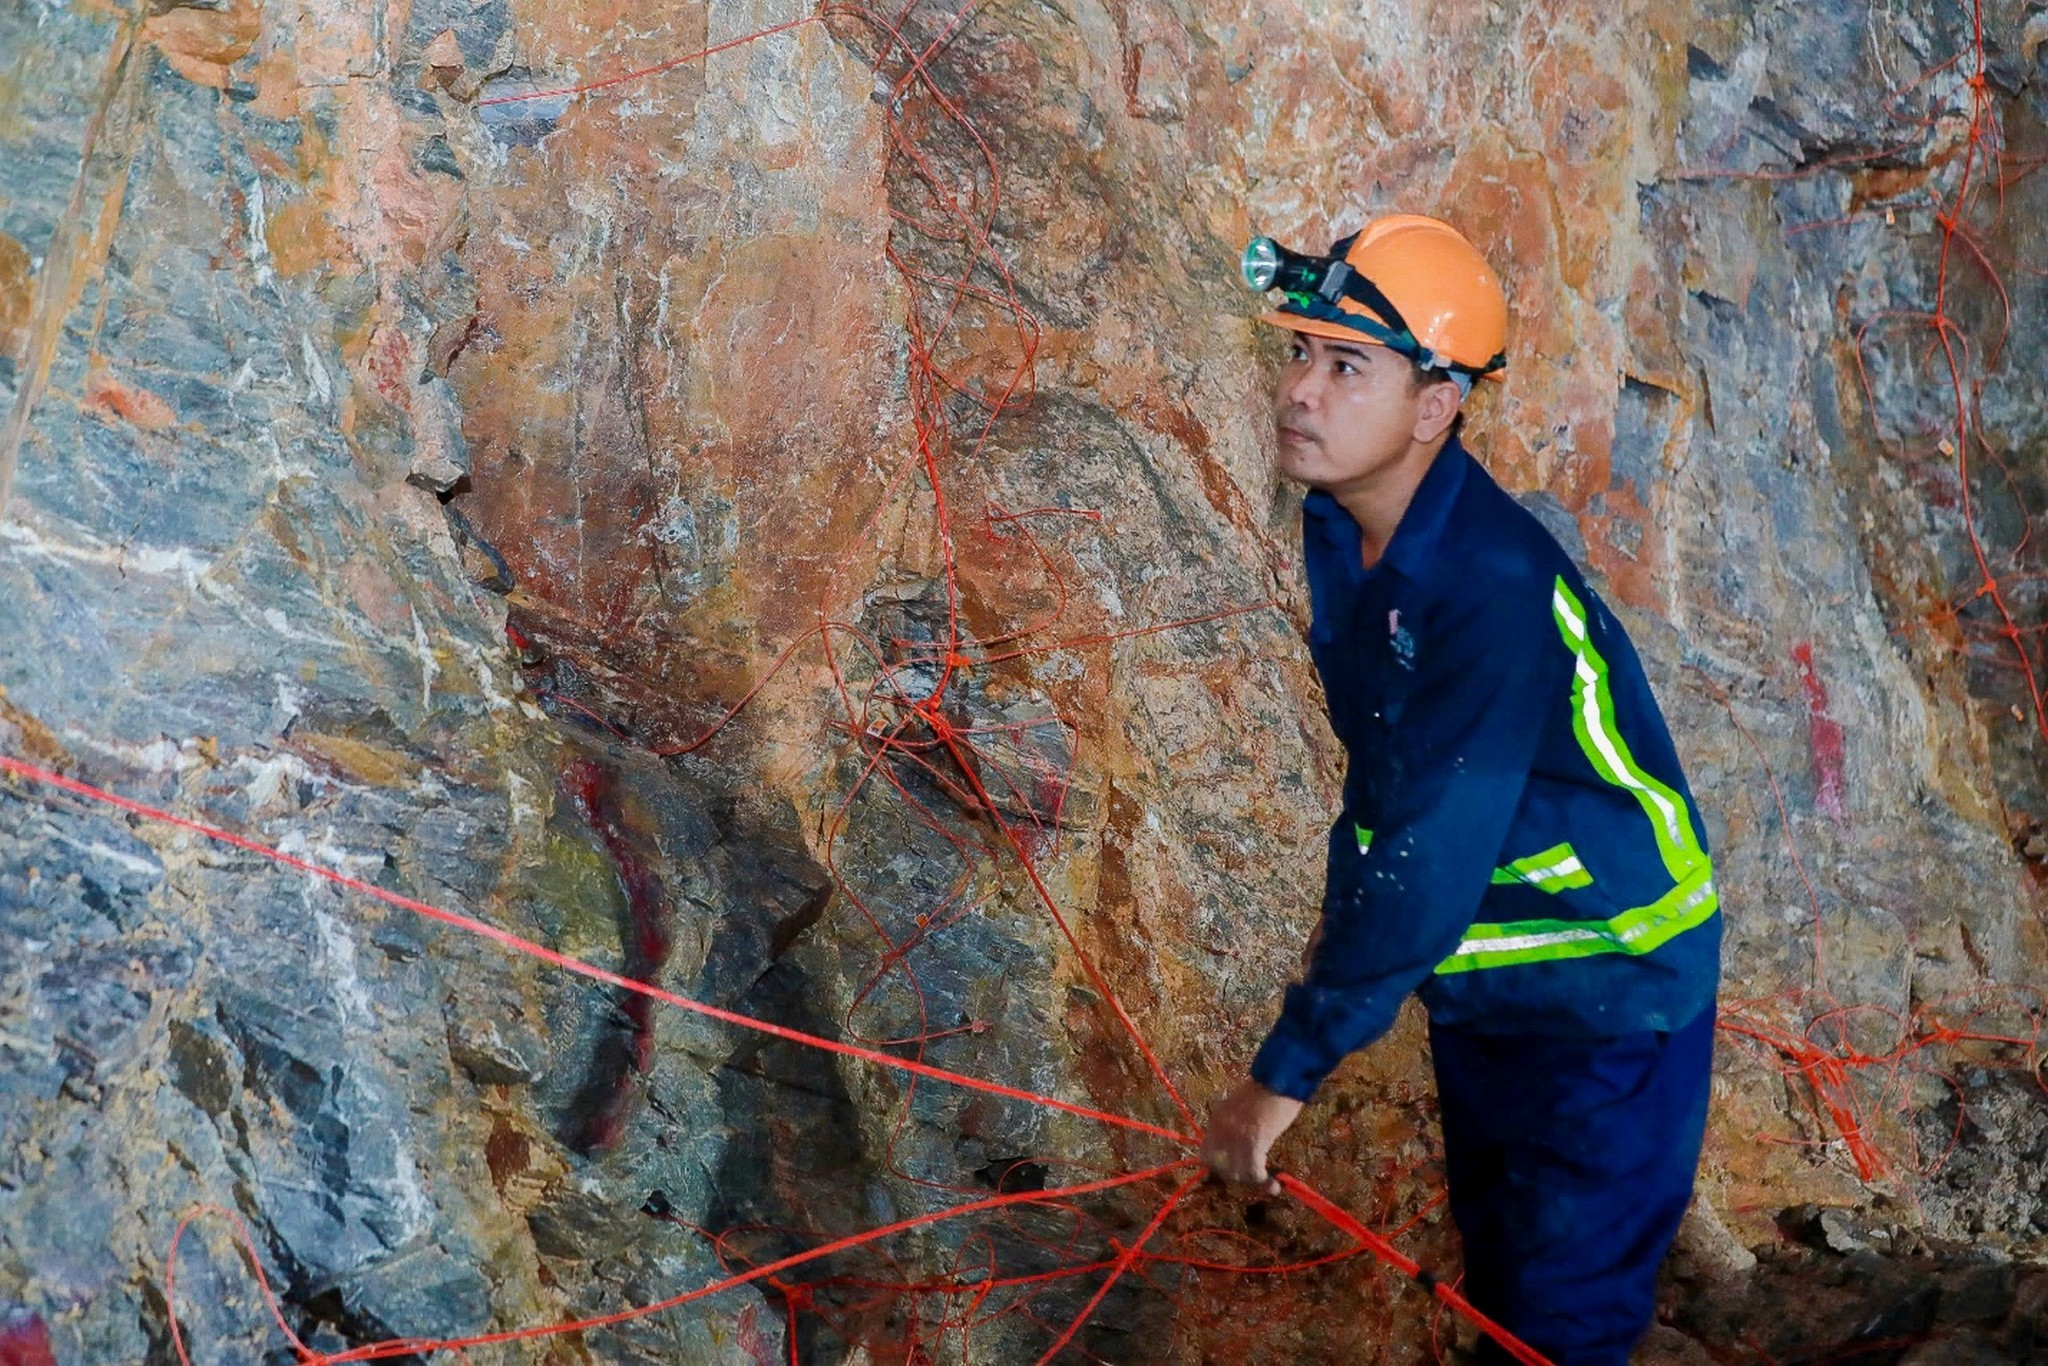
left=1432, top=578, right=1718, bottom=975
left=1435, top=865, right=1718, bottom=974
left=1359, top=826, right=1592, bottom=895
left=1488, top=841, right=1593, bottom=893
left=1550, top=578, right=1708, bottom=883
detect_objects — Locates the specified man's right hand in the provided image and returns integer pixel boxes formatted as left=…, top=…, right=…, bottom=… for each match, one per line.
left=1203, top=1078, right=1304, bottom=1194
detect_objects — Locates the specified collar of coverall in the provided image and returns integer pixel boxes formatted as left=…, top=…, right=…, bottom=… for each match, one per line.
left=1301, top=436, right=1472, bottom=590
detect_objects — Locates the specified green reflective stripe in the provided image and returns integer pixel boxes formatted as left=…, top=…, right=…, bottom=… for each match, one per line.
left=1550, top=579, right=1706, bottom=882
left=1436, top=866, right=1718, bottom=975
left=1429, top=580, right=1720, bottom=976
left=1363, top=824, right=1590, bottom=894
left=1489, top=841, right=1593, bottom=892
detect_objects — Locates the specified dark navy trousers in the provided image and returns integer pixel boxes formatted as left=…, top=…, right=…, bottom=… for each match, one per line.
left=1430, top=1005, right=1715, bottom=1366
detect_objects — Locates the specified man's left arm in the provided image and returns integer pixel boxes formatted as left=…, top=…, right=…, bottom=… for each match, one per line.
left=1205, top=572, right=1563, bottom=1184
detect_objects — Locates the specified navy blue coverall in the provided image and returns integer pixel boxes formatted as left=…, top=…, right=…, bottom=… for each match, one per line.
left=1250, top=438, right=1722, bottom=1365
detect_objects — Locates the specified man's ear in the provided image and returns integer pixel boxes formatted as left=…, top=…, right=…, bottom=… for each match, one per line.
left=1412, top=378, right=1463, bottom=443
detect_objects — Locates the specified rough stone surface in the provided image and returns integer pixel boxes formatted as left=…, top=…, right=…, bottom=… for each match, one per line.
left=2, top=0, right=2046, bottom=1361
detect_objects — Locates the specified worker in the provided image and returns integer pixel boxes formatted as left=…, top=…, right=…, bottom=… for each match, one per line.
left=1201, top=215, right=1723, bottom=1365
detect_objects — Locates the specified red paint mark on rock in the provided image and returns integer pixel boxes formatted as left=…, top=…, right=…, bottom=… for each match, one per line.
left=0, top=1311, right=56, bottom=1366
left=561, top=757, right=674, bottom=1152
left=1792, top=641, right=1848, bottom=823
left=734, top=1302, right=779, bottom=1366
left=364, top=324, right=414, bottom=410
left=83, top=371, right=177, bottom=431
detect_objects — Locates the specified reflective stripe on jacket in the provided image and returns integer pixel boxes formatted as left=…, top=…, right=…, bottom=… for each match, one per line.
left=1250, top=439, right=1722, bottom=1102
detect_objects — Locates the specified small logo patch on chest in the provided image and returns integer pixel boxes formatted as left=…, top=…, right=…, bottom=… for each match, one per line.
left=1388, top=608, right=1417, bottom=670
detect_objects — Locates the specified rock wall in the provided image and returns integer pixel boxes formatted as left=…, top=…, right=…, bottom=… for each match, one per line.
left=2, top=0, right=2046, bottom=1361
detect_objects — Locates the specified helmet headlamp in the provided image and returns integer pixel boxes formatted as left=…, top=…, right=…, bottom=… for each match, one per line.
left=1241, top=236, right=1355, bottom=306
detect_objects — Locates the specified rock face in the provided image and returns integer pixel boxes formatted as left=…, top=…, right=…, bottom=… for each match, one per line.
left=1, top=0, right=2045, bottom=1362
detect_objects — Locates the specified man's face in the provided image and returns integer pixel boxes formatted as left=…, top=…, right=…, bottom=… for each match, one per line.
left=1271, top=332, right=1436, bottom=492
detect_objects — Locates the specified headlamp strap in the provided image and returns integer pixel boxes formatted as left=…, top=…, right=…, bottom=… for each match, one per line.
left=1329, top=271, right=1418, bottom=349
left=1283, top=234, right=1508, bottom=379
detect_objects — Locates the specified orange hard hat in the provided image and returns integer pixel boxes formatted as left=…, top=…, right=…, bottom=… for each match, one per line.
left=1255, top=214, right=1508, bottom=380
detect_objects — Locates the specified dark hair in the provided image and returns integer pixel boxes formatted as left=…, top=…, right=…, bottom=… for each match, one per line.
left=1409, top=363, right=1466, bottom=441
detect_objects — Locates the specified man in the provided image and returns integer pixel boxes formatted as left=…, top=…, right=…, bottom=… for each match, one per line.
left=1202, top=215, right=1722, bottom=1365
